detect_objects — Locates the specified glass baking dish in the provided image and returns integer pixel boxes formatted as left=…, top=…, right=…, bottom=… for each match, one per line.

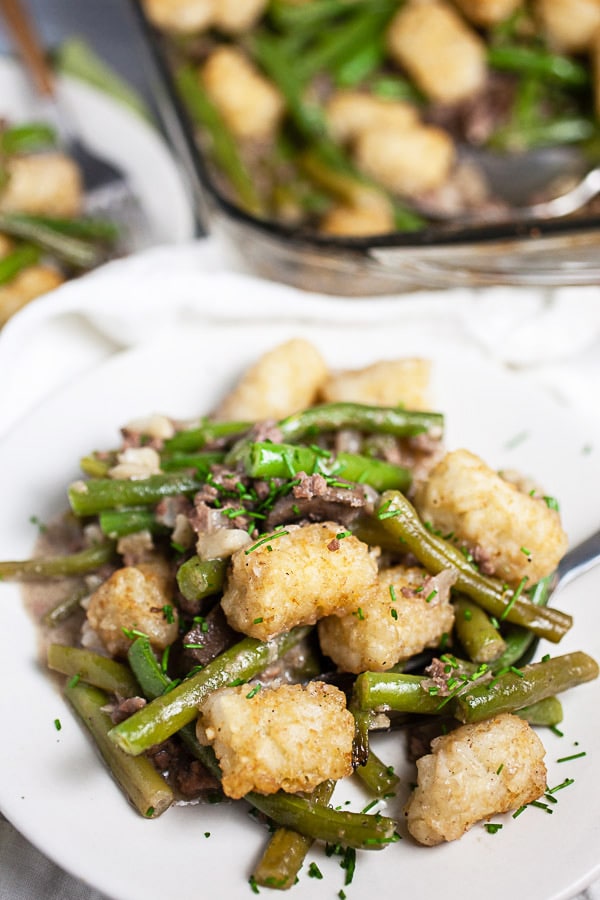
left=133, top=2, right=600, bottom=296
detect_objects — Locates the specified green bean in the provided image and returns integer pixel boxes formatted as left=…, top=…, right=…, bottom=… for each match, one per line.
left=0, top=541, right=116, bottom=580
left=268, top=0, right=361, bottom=32
left=176, top=555, right=227, bottom=603
left=9, top=214, right=119, bottom=243
left=238, top=442, right=411, bottom=493
left=0, top=122, right=57, bottom=155
left=489, top=116, right=596, bottom=153
left=516, top=696, right=563, bottom=728
left=356, top=749, right=399, bottom=798
left=54, top=36, right=153, bottom=124
left=175, top=65, right=263, bottom=216
left=297, top=148, right=386, bottom=208
left=99, top=508, right=165, bottom=539
left=79, top=453, right=114, bottom=477
left=109, top=627, right=312, bottom=755
left=127, top=636, right=221, bottom=771
left=164, top=420, right=251, bottom=453
left=252, top=34, right=329, bottom=142
left=64, top=680, right=173, bottom=817
left=376, top=491, right=572, bottom=643
left=277, top=402, right=443, bottom=442
left=48, top=643, right=140, bottom=697
left=160, top=450, right=224, bottom=473
left=127, top=637, right=392, bottom=850
left=68, top=473, right=204, bottom=516
left=248, top=792, right=397, bottom=850
left=43, top=585, right=88, bottom=627
left=0, top=243, right=40, bottom=286
left=253, top=780, right=335, bottom=890
left=487, top=44, right=589, bottom=87
left=453, top=596, right=507, bottom=664
left=335, top=39, right=384, bottom=88
left=297, top=150, right=425, bottom=232
left=296, top=3, right=396, bottom=82
left=454, top=651, right=599, bottom=723
left=0, top=212, right=106, bottom=268
left=489, top=575, right=552, bottom=671
left=354, top=671, right=445, bottom=715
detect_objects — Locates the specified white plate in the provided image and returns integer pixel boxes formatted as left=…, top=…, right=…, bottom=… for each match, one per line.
left=0, top=307, right=599, bottom=900
left=0, top=55, right=195, bottom=246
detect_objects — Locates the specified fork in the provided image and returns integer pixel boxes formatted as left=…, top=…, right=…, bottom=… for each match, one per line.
left=551, top=527, right=600, bottom=598
left=0, top=0, right=152, bottom=252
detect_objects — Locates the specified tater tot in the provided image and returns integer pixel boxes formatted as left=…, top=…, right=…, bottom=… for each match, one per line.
left=534, top=0, right=600, bottom=52
left=318, top=566, right=455, bottom=673
left=0, top=153, right=82, bottom=217
left=196, top=681, right=354, bottom=798
left=320, top=358, right=432, bottom=410
left=220, top=522, right=378, bottom=640
left=141, top=0, right=214, bottom=33
left=405, top=713, right=547, bottom=845
left=319, top=202, right=395, bottom=236
left=453, top=0, right=523, bottom=26
left=201, top=46, right=284, bottom=141
left=387, top=0, right=487, bottom=103
left=0, top=265, right=64, bottom=327
left=354, top=124, right=455, bottom=198
left=414, top=449, right=569, bottom=586
left=86, top=562, right=179, bottom=657
left=213, top=338, right=328, bottom=421
left=213, top=0, right=268, bottom=33
left=326, top=90, right=419, bottom=145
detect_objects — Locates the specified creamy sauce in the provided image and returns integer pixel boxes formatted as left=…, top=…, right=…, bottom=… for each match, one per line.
left=22, top=511, right=89, bottom=666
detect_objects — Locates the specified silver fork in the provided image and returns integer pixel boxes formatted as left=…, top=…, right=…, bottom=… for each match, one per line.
left=0, top=0, right=152, bottom=253
left=550, top=527, right=600, bottom=598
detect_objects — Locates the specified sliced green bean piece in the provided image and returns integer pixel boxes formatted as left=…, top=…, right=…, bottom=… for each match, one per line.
left=490, top=575, right=552, bottom=670
left=48, top=643, right=140, bottom=697
left=356, top=750, right=399, bottom=798
left=163, top=420, right=251, bottom=453
left=160, top=450, right=224, bottom=473
left=253, top=780, right=335, bottom=890
left=64, top=680, right=173, bottom=817
left=516, top=696, right=563, bottom=728
left=176, top=555, right=227, bottom=603
left=99, top=508, right=164, bottom=539
left=487, top=44, right=589, bottom=87
left=238, top=442, right=411, bottom=493
left=0, top=212, right=105, bottom=268
left=10, top=214, right=119, bottom=242
left=376, top=491, right=572, bottom=643
left=68, top=473, right=204, bottom=516
left=249, top=792, right=397, bottom=851
left=277, top=402, right=443, bottom=442
left=454, top=651, right=599, bottom=723
left=0, top=122, right=57, bottom=155
left=109, top=627, right=313, bottom=755
left=0, top=541, right=116, bottom=581
left=0, top=243, right=40, bottom=286
left=454, top=596, right=507, bottom=663
left=354, top=672, right=444, bottom=715
left=175, top=65, right=263, bottom=215
left=43, top=585, right=88, bottom=628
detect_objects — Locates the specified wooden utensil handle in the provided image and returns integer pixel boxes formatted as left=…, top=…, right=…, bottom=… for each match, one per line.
left=0, top=0, right=54, bottom=96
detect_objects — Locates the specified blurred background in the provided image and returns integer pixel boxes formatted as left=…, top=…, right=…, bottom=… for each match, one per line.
left=0, top=1, right=157, bottom=112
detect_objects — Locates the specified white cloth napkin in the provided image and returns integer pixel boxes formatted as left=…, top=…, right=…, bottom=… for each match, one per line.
left=0, top=239, right=599, bottom=439
left=0, top=237, right=599, bottom=900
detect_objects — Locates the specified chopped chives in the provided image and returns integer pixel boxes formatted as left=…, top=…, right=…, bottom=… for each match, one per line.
left=556, top=751, right=586, bottom=763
